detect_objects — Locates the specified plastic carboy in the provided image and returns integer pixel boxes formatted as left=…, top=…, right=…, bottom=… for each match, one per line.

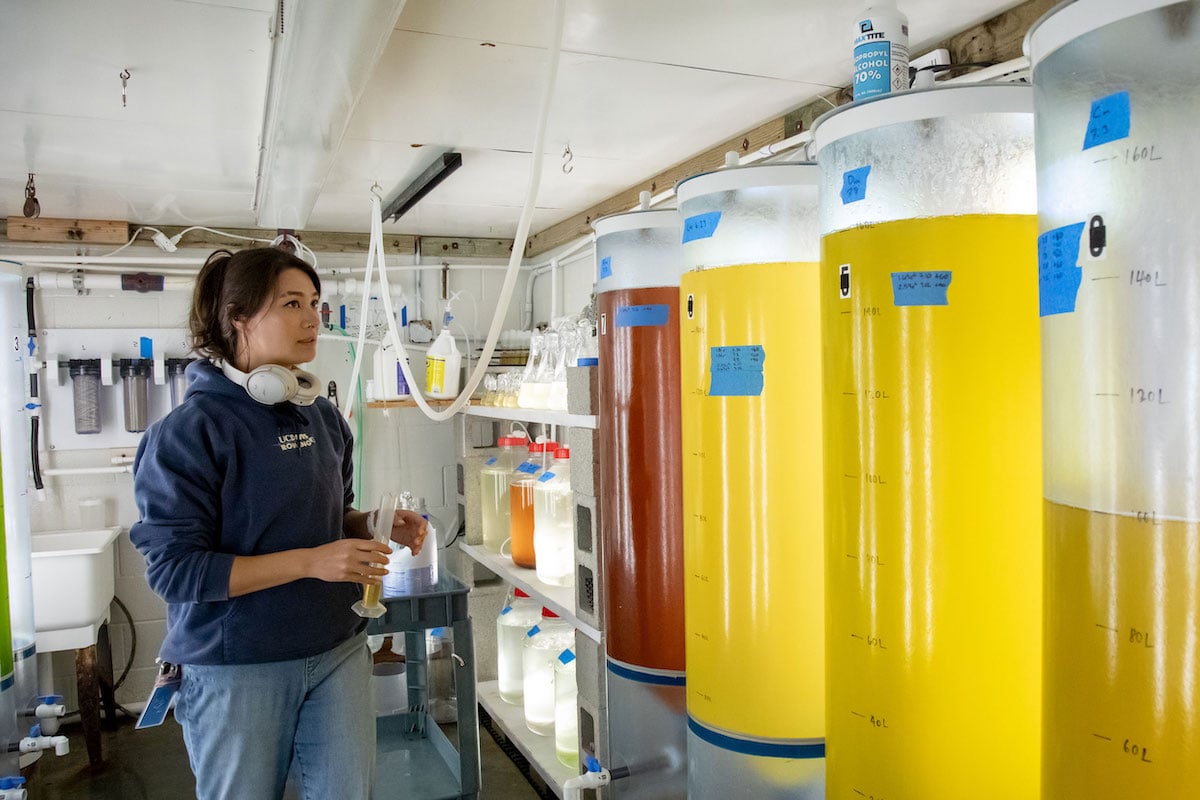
left=497, top=586, right=542, bottom=705
left=533, top=447, right=574, bottom=586
left=509, top=440, right=557, bottom=568
left=554, top=648, right=579, bottom=768
left=384, top=492, right=439, bottom=594
left=522, top=608, right=573, bottom=735
left=481, top=434, right=528, bottom=553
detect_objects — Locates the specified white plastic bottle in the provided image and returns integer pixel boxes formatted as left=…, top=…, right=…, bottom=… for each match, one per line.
left=522, top=609, right=574, bottom=735
left=372, top=341, right=412, bottom=400
left=481, top=434, right=529, bottom=553
left=853, top=0, right=909, bottom=101
left=533, top=448, right=575, bottom=587
left=554, top=648, right=579, bottom=768
left=425, top=328, right=462, bottom=399
left=496, top=586, right=542, bottom=705
left=384, top=492, right=440, bottom=594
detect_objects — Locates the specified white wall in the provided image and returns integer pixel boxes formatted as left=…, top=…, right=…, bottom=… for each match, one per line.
left=0, top=238, right=529, bottom=710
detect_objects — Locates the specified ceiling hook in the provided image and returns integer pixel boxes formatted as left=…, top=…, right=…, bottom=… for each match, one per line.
left=23, top=173, right=40, bottom=218
left=119, top=69, right=131, bottom=108
left=370, top=182, right=383, bottom=201
left=561, top=144, right=574, bottom=175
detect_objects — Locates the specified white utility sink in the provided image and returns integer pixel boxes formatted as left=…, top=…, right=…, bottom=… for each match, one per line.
left=31, top=527, right=122, bottom=652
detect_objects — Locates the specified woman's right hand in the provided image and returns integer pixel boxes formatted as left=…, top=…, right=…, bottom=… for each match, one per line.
left=307, top=538, right=392, bottom=585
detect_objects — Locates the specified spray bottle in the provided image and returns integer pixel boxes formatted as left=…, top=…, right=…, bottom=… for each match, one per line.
left=853, top=0, right=909, bottom=101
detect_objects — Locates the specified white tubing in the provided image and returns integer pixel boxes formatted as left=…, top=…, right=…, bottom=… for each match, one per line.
left=364, top=0, right=566, bottom=423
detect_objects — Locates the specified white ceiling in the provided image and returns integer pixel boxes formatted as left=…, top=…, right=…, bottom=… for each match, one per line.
left=0, top=0, right=1025, bottom=240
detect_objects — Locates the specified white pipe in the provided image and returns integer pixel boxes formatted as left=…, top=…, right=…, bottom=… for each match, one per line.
left=563, top=768, right=611, bottom=799
left=372, top=0, right=566, bottom=423
left=14, top=256, right=207, bottom=266
left=34, top=272, right=195, bottom=292
left=522, top=245, right=594, bottom=329
left=18, top=735, right=69, bottom=757
left=40, top=466, right=132, bottom=477
left=549, top=258, right=559, bottom=320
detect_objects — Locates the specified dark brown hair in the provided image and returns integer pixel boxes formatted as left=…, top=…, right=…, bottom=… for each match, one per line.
left=189, top=247, right=321, bottom=364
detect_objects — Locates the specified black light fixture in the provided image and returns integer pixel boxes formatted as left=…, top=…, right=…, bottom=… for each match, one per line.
left=381, top=152, right=463, bottom=223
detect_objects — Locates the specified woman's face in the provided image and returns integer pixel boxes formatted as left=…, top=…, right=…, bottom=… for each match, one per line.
left=232, top=267, right=321, bottom=370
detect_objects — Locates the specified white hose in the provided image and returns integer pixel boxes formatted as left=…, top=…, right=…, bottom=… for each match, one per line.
left=360, top=0, right=566, bottom=423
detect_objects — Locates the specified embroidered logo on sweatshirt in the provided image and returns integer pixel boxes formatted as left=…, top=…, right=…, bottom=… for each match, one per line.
left=277, top=432, right=316, bottom=452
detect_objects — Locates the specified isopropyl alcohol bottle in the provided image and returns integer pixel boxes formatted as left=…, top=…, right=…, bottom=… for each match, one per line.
left=853, top=1, right=909, bottom=101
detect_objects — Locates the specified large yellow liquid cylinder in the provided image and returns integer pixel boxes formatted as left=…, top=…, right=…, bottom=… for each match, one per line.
left=1030, top=3, right=1200, bottom=796
left=677, top=164, right=824, bottom=800
left=814, top=85, right=1042, bottom=800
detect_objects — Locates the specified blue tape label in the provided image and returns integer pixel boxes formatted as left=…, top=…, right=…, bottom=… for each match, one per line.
left=840, top=165, right=871, bottom=204
left=891, top=271, right=952, bottom=306
left=1038, top=222, right=1086, bottom=317
left=559, top=649, right=576, bottom=665
left=538, top=471, right=556, bottom=483
left=139, top=336, right=153, bottom=358
left=1084, top=91, right=1131, bottom=150
left=709, top=345, right=766, bottom=397
left=599, top=256, right=612, bottom=279
left=485, top=457, right=498, bottom=466
left=500, top=605, right=512, bottom=615
left=517, top=462, right=539, bottom=474
left=682, top=212, right=722, bottom=243
left=527, top=625, right=541, bottom=638
left=615, top=304, right=669, bottom=328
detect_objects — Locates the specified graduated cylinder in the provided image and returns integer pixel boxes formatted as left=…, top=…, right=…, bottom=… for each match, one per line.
left=676, top=164, right=824, bottom=800
left=594, top=210, right=687, bottom=798
left=814, top=84, right=1042, bottom=800
left=1029, top=2, right=1200, bottom=796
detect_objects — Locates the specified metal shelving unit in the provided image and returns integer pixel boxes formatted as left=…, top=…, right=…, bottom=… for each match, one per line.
left=459, top=542, right=600, bottom=643
left=477, top=680, right=577, bottom=798
left=463, top=405, right=597, bottom=430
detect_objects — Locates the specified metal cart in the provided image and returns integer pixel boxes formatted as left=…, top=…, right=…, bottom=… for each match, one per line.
left=367, top=573, right=479, bottom=799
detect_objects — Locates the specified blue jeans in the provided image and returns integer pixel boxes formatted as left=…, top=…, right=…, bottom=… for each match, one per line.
left=175, top=632, right=375, bottom=800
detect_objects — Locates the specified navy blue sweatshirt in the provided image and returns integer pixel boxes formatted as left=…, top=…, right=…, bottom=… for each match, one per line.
left=130, top=360, right=363, bottom=665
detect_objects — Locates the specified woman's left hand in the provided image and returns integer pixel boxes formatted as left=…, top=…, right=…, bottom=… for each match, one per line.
left=390, top=509, right=429, bottom=555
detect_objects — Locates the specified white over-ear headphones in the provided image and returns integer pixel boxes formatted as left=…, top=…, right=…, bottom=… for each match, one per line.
left=219, top=360, right=321, bottom=406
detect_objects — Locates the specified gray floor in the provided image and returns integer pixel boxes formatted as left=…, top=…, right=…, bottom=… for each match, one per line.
left=27, top=712, right=545, bottom=800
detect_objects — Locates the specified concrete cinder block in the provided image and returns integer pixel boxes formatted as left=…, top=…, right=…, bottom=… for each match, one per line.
left=566, top=428, right=600, bottom=496
left=573, top=492, right=603, bottom=633
left=566, top=365, right=598, bottom=416
left=575, top=631, right=609, bottom=798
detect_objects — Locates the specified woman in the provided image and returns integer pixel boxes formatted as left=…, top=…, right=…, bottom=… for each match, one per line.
left=131, top=247, right=427, bottom=799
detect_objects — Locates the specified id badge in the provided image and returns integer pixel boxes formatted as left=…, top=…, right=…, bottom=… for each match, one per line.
left=136, top=661, right=182, bottom=730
